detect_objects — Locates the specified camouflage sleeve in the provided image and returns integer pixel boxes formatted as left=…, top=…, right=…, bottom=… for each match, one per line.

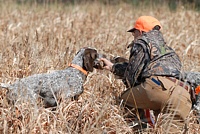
left=111, top=62, right=129, bottom=79
left=123, top=43, right=147, bottom=87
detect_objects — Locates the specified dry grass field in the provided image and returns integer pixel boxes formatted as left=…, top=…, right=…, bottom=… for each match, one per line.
left=0, top=1, right=200, bottom=134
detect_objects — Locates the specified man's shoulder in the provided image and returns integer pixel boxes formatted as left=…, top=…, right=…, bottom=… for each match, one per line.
left=135, top=30, right=163, bottom=44
left=133, top=35, right=149, bottom=50
left=144, top=30, right=165, bottom=42
left=145, top=29, right=163, bottom=36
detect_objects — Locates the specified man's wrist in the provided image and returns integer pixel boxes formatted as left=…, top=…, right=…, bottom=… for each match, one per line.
left=111, top=64, right=115, bottom=73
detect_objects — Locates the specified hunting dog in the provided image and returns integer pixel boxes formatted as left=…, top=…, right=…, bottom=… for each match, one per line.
left=1, top=47, right=103, bottom=107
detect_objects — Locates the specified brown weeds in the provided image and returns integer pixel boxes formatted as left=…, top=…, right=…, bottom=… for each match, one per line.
left=0, top=2, right=199, bottom=134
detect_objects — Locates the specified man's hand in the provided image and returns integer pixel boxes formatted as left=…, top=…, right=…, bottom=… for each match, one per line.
left=99, top=58, right=113, bottom=71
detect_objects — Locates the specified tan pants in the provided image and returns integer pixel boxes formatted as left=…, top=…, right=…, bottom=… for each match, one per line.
left=120, top=76, right=192, bottom=133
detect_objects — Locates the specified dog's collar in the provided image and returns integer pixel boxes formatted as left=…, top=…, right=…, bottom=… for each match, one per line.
left=69, top=63, right=88, bottom=76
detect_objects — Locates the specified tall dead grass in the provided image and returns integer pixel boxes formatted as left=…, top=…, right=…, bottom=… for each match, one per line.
left=0, top=2, right=200, bottom=134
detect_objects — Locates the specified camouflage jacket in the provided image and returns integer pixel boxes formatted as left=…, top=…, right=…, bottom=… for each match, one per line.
left=112, top=30, right=182, bottom=88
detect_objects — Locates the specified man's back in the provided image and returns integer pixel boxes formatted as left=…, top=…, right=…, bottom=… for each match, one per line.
left=138, top=30, right=182, bottom=78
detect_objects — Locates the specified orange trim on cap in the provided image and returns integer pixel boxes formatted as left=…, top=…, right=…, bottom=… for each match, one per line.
left=69, top=63, right=88, bottom=76
left=195, top=85, right=200, bottom=95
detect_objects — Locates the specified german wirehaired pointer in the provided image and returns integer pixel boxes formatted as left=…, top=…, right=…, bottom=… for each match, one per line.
left=1, top=47, right=103, bottom=107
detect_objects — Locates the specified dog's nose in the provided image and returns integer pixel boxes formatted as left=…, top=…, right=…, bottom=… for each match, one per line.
left=94, top=59, right=104, bottom=70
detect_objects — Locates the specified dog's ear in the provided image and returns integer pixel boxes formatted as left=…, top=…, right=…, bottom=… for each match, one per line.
left=83, top=48, right=97, bottom=72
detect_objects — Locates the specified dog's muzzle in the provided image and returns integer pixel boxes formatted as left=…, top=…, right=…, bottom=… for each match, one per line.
left=93, top=54, right=106, bottom=70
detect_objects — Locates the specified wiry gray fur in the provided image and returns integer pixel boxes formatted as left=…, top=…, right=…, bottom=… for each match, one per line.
left=182, top=71, right=200, bottom=122
left=1, top=48, right=94, bottom=107
left=182, top=71, right=200, bottom=86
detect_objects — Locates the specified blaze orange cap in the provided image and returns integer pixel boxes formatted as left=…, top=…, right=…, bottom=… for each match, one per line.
left=127, top=16, right=161, bottom=32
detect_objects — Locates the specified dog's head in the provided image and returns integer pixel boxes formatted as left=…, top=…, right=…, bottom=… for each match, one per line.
left=82, top=47, right=106, bottom=72
left=82, top=48, right=97, bottom=72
